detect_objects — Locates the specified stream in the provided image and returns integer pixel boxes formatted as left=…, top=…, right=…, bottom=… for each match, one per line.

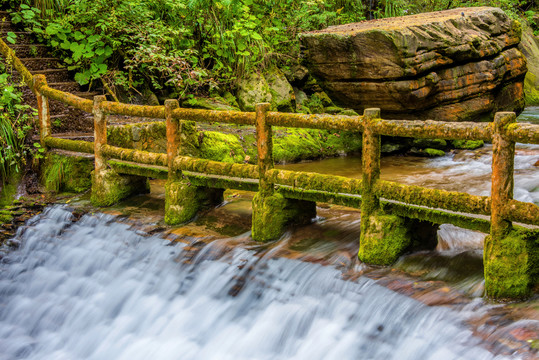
left=0, top=108, right=538, bottom=359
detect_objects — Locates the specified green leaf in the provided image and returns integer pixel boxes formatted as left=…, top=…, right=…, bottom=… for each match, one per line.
left=45, top=25, right=58, bottom=36
left=60, top=41, right=71, bottom=50
left=95, top=47, right=105, bottom=56
left=104, top=46, right=113, bottom=57
left=6, top=37, right=16, bottom=44
left=251, top=33, right=262, bottom=40
left=73, top=31, right=85, bottom=41
left=51, top=40, right=59, bottom=47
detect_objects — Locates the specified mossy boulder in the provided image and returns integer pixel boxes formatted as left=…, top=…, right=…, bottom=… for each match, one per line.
left=408, top=147, right=446, bottom=157
left=412, top=138, right=447, bottom=150
left=266, top=67, right=295, bottom=112
left=300, top=7, right=526, bottom=121
left=237, top=69, right=295, bottom=112
left=41, top=151, right=94, bottom=193
left=519, top=23, right=539, bottom=105
left=236, top=72, right=272, bottom=112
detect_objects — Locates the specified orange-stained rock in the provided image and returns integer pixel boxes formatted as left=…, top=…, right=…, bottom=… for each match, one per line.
left=299, top=7, right=527, bottom=121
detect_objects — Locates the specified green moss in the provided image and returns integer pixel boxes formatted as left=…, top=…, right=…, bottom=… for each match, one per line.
left=484, top=228, right=539, bottom=299
left=0, top=182, right=18, bottom=208
left=451, top=139, right=484, bottom=150
left=251, top=192, right=316, bottom=242
left=412, top=138, right=447, bottom=149
left=165, top=178, right=224, bottom=225
left=409, top=147, right=446, bottom=157
left=42, top=153, right=93, bottom=193
left=0, top=209, right=13, bottom=223
left=91, top=169, right=150, bottom=207
left=272, top=128, right=362, bottom=163
left=199, top=131, right=247, bottom=163
left=524, top=72, right=539, bottom=106
left=359, top=212, right=412, bottom=265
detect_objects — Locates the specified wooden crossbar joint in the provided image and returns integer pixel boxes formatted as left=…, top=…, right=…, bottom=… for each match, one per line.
left=34, top=74, right=50, bottom=148
left=256, top=102, right=273, bottom=196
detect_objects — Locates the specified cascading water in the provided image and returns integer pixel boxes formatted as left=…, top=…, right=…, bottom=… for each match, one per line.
left=0, top=206, right=518, bottom=360
left=0, top=109, right=538, bottom=360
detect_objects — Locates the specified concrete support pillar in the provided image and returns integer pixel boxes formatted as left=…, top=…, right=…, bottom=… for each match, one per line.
left=91, top=95, right=148, bottom=206
left=484, top=112, right=535, bottom=299
left=358, top=108, right=420, bottom=265
left=252, top=103, right=316, bottom=241
left=165, top=99, right=223, bottom=224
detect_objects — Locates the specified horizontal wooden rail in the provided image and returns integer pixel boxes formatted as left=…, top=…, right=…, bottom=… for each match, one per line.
left=267, top=112, right=365, bottom=131
left=173, top=108, right=256, bottom=125
left=374, top=180, right=492, bottom=216
left=503, top=199, right=539, bottom=226
left=172, top=155, right=259, bottom=179
left=372, top=119, right=494, bottom=141
left=40, top=85, right=93, bottom=112
left=102, top=101, right=165, bottom=119
left=506, top=123, right=539, bottom=144
left=101, top=144, right=168, bottom=166
left=266, top=168, right=362, bottom=194
left=44, top=137, right=94, bottom=154
left=0, top=38, right=33, bottom=90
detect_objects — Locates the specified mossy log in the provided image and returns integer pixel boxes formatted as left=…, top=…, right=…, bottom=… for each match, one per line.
left=40, top=85, right=93, bottom=112
left=506, top=123, right=539, bottom=144
left=503, top=199, right=539, bottom=226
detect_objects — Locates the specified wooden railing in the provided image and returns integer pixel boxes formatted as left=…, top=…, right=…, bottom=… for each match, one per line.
left=2, top=37, right=538, bottom=299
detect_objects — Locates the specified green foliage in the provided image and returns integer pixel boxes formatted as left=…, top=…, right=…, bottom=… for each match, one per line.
left=0, top=69, right=37, bottom=183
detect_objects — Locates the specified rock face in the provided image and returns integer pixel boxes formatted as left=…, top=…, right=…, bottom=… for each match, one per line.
left=299, top=7, right=527, bottom=121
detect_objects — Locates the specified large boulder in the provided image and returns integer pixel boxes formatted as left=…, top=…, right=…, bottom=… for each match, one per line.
left=299, top=7, right=527, bottom=121
left=236, top=69, right=295, bottom=112
left=519, top=23, right=539, bottom=105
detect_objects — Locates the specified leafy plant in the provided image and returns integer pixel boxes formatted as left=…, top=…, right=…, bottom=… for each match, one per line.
left=0, top=70, right=36, bottom=182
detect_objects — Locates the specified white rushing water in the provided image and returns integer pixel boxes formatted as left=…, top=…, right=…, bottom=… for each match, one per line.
left=0, top=206, right=514, bottom=360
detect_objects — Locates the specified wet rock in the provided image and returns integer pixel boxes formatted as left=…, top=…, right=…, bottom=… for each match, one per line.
left=183, top=96, right=240, bottom=111
left=236, top=72, right=272, bottom=112
left=300, top=7, right=526, bottom=121
left=266, top=67, right=295, bottom=112
left=519, top=24, right=539, bottom=105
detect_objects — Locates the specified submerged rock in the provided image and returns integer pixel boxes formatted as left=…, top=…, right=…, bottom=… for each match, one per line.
left=300, top=7, right=527, bottom=121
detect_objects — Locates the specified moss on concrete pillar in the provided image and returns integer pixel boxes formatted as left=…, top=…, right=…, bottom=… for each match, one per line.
left=484, top=228, right=539, bottom=299
left=165, top=178, right=224, bottom=225
left=252, top=192, right=316, bottom=242
left=91, top=169, right=150, bottom=206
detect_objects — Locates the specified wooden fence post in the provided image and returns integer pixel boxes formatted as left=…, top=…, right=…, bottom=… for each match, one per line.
left=91, top=95, right=149, bottom=206
left=165, top=99, right=181, bottom=181
left=484, top=112, right=533, bottom=299
left=358, top=108, right=417, bottom=265
left=33, top=74, right=50, bottom=148
left=256, top=103, right=273, bottom=196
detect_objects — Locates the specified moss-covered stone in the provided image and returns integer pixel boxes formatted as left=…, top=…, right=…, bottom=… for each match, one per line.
left=484, top=228, right=539, bottom=299
left=0, top=209, right=13, bottom=224
left=408, top=147, right=446, bottom=157
left=358, top=212, right=412, bottom=265
left=266, top=67, right=295, bottom=112
left=236, top=72, right=272, bottom=112
left=91, top=169, right=150, bottom=207
left=199, top=131, right=247, bottom=163
left=165, top=178, right=224, bottom=225
left=183, top=96, right=240, bottom=111
left=451, top=139, right=484, bottom=149
left=412, top=138, right=447, bottom=150
left=251, top=192, right=316, bottom=242
left=41, top=152, right=93, bottom=193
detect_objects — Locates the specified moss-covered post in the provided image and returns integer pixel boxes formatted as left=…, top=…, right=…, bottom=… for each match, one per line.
left=252, top=103, right=316, bottom=241
left=358, top=108, right=414, bottom=265
left=91, top=95, right=148, bottom=206
left=484, top=112, right=534, bottom=299
left=33, top=74, right=50, bottom=148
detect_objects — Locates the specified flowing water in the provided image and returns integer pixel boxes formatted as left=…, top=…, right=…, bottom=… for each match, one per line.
left=0, top=110, right=538, bottom=359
